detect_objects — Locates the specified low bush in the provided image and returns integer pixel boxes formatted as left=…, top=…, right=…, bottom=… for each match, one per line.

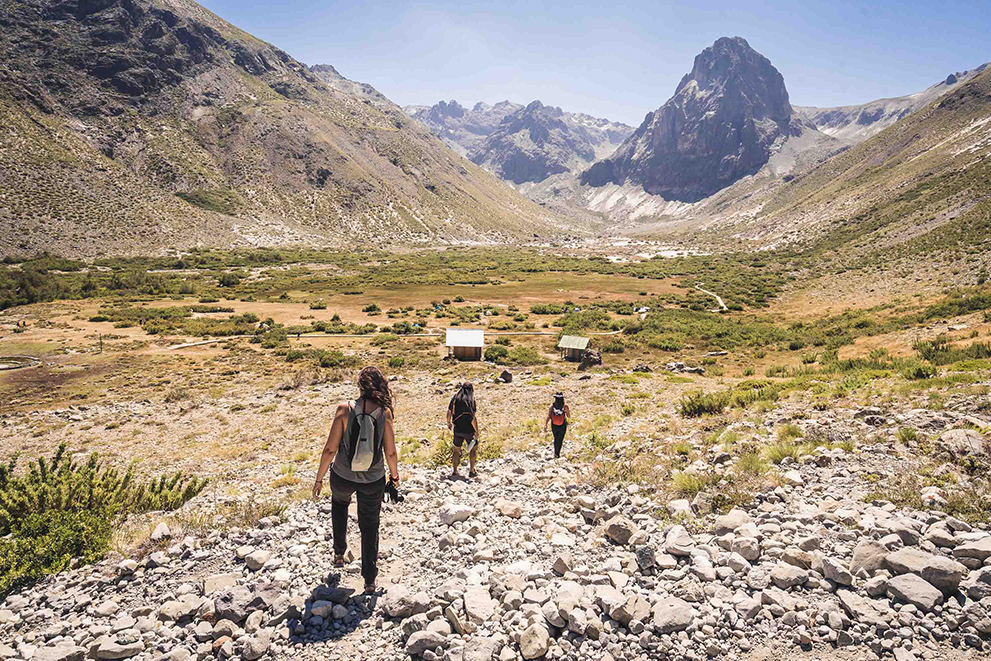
left=678, top=390, right=729, bottom=417
left=0, top=445, right=206, bottom=597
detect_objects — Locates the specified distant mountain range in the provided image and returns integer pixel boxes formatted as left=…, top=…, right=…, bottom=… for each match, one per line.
left=404, top=100, right=633, bottom=184
left=407, top=38, right=987, bottom=220
left=1, top=0, right=988, bottom=262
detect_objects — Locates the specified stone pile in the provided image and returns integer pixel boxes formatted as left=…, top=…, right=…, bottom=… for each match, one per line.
left=2, top=444, right=990, bottom=661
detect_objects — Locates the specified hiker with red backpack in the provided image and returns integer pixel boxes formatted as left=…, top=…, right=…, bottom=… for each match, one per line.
left=447, top=382, right=479, bottom=479
left=544, top=391, right=571, bottom=459
left=312, top=366, right=401, bottom=594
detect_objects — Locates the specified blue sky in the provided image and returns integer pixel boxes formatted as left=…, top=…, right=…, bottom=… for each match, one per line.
left=198, top=0, right=990, bottom=126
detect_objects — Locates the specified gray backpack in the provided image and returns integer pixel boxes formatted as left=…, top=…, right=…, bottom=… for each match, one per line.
left=347, top=399, right=383, bottom=473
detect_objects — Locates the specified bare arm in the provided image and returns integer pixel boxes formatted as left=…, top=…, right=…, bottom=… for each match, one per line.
left=564, top=404, right=571, bottom=422
left=543, top=405, right=552, bottom=432
left=383, top=409, right=400, bottom=485
left=313, top=402, right=349, bottom=498
left=446, top=405, right=453, bottom=430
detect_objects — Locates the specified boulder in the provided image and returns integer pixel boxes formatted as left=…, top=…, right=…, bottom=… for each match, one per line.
left=244, top=549, right=272, bottom=571
left=886, top=574, right=944, bottom=612
left=605, top=517, right=637, bottom=545
left=494, top=499, right=522, bottom=519
left=150, top=522, right=171, bottom=542
left=771, top=562, right=808, bottom=589
left=382, top=586, right=414, bottom=619
left=439, top=504, right=473, bottom=525
left=939, top=428, right=985, bottom=457
left=837, top=590, right=885, bottom=627
left=464, top=637, right=503, bottom=661
left=851, top=539, right=889, bottom=576
left=406, top=631, right=447, bottom=656
left=713, top=509, right=752, bottom=535
left=519, top=623, right=550, bottom=660
left=664, top=525, right=694, bottom=556
left=954, top=538, right=991, bottom=563
left=463, top=586, right=496, bottom=625
left=652, top=597, right=694, bottom=633
left=885, top=548, right=968, bottom=592
left=94, top=640, right=143, bottom=660
left=822, top=557, right=854, bottom=586
left=34, top=646, right=86, bottom=661
left=202, top=573, right=240, bottom=596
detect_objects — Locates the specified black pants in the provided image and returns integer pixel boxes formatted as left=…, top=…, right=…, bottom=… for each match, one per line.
left=330, top=471, right=385, bottom=585
left=551, top=422, right=567, bottom=458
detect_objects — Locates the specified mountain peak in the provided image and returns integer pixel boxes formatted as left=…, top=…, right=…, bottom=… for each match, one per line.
left=581, top=37, right=794, bottom=201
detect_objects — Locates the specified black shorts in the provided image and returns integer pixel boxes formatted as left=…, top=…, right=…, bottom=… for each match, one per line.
left=453, top=432, right=476, bottom=448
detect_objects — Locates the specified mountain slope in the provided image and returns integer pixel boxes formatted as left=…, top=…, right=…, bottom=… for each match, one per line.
left=794, top=65, right=988, bottom=145
left=748, top=65, right=991, bottom=257
left=581, top=37, right=802, bottom=203
left=0, top=0, right=569, bottom=258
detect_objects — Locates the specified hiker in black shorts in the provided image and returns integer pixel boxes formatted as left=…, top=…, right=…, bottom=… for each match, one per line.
left=544, top=391, right=571, bottom=459
left=447, top=382, right=478, bottom=478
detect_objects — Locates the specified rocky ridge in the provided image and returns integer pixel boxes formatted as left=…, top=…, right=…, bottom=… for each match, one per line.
left=4, top=430, right=990, bottom=661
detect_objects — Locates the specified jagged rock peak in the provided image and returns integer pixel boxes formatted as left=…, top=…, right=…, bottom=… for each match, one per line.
left=676, top=36, right=791, bottom=120
left=581, top=36, right=796, bottom=202
left=428, top=99, right=466, bottom=119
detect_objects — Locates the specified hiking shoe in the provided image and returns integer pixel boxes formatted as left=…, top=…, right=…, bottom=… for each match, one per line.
left=364, top=583, right=376, bottom=594
left=333, top=555, right=345, bottom=567
left=468, top=470, right=478, bottom=479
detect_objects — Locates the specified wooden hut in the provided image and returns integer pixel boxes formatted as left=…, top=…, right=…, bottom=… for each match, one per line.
left=446, top=328, right=484, bottom=361
left=558, top=335, right=590, bottom=362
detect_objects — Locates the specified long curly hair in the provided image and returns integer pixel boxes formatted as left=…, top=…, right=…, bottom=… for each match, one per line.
left=357, top=366, right=394, bottom=413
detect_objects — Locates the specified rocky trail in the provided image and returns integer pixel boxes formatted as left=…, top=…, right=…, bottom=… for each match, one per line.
left=4, top=431, right=991, bottom=661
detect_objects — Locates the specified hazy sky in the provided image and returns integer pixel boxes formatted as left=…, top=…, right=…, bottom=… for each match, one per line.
left=198, top=0, right=990, bottom=126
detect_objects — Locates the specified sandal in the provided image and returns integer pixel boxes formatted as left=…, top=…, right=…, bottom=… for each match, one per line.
left=468, top=470, right=478, bottom=479
left=333, top=555, right=345, bottom=567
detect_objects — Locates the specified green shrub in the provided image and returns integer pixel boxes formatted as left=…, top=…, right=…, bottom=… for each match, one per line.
left=601, top=341, right=625, bottom=354
left=362, top=303, right=381, bottom=313
left=484, top=345, right=508, bottom=362
left=678, top=390, right=730, bottom=418
left=735, top=451, right=769, bottom=477
left=505, top=346, right=547, bottom=366
left=318, top=350, right=359, bottom=369
left=530, top=303, right=566, bottom=315
left=902, top=362, right=938, bottom=380
left=0, top=445, right=206, bottom=597
left=217, top=273, right=240, bottom=287
left=388, top=357, right=405, bottom=368
left=915, top=337, right=991, bottom=365
left=285, top=350, right=305, bottom=362
left=621, top=402, right=636, bottom=417
left=897, top=427, right=918, bottom=444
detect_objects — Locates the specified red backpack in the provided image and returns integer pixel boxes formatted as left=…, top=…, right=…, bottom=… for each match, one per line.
left=551, top=406, right=565, bottom=426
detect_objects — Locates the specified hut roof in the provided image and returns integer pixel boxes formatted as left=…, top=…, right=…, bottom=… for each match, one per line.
left=446, top=328, right=484, bottom=348
left=557, top=335, right=590, bottom=350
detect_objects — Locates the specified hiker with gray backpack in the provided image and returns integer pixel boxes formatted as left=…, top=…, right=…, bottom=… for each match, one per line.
left=313, top=366, right=401, bottom=594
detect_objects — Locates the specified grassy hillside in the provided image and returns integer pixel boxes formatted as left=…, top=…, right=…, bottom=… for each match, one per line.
left=0, top=0, right=573, bottom=258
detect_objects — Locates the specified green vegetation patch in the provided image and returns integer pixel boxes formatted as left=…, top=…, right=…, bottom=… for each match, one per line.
left=0, top=445, right=207, bottom=597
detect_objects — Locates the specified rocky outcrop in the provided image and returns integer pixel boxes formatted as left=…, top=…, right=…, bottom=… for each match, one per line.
left=581, top=36, right=798, bottom=202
